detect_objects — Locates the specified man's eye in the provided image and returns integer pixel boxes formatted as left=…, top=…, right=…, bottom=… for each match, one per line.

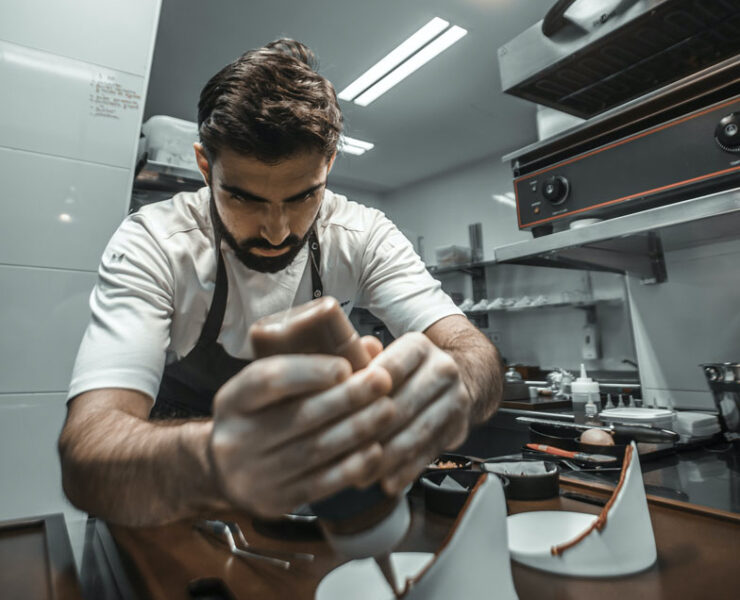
left=289, top=192, right=314, bottom=204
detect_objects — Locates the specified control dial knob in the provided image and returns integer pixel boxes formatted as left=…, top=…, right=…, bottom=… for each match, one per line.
left=715, top=112, right=740, bottom=153
left=542, top=175, right=569, bottom=205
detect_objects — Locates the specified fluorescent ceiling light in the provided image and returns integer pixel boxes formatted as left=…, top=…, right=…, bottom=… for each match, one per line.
left=339, top=135, right=375, bottom=156
left=342, top=136, right=374, bottom=150
left=340, top=145, right=368, bottom=156
left=338, top=17, right=450, bottom=102
left=354, top=25, right=468, bottom=107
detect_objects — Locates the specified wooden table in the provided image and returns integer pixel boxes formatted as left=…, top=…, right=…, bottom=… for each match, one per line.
left=88, top=481, right=740, bottom=600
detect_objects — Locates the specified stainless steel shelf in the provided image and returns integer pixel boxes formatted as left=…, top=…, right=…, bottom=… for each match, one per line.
left=493, top=187, right=740, bottom=283
left=463, top=298, right=621, bottom=316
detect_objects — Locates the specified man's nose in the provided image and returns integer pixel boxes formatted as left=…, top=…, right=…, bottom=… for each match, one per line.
left=260, top=205, right=290, bottom=246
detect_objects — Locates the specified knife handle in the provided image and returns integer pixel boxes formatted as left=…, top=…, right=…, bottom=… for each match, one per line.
left=611, top=424, right=679, bottom=443
left=525, top=443, right=574, bottom=458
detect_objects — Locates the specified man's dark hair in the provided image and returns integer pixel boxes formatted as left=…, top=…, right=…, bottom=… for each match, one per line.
left=197, top=39, right=343, bottom=164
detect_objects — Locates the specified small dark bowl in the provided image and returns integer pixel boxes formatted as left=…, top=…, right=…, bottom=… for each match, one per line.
left=426, top=452, right=473, bottom=472
left=482, top=459, right=560, bottom=500
left=420, top=470, right=509, bottom=516
left=528, top=423, right=578, bottom=451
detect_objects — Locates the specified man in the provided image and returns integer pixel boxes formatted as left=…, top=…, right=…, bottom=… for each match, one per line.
left=59, top=39, right=502, bottom=526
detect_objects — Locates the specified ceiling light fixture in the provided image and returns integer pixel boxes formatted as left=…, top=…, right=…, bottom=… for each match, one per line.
left=338, top=17, right=450, bottom=103
left=339, top=135, right=375, bottom=156
left=353, top=25, right=467, bottom=107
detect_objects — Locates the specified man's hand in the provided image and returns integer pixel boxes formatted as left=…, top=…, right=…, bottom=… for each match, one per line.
left=370, top=331, right=474, bottom=496
left=209, top=350, right=394, bottom=518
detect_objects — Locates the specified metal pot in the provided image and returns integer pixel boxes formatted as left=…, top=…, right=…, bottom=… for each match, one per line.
left=701, top=362, right=740, bottom=434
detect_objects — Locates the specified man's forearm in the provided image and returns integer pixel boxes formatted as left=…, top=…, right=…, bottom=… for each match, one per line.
left=59, top=408, right=227, bottom=526
left=426, top=315, right=504, bottom=424
left=445, top=330, right=503, bottom=423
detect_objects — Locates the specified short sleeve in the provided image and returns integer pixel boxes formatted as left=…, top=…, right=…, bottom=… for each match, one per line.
left=356, top=212, right=463, bottom=338
left=67, top=215, right=175, bottom=404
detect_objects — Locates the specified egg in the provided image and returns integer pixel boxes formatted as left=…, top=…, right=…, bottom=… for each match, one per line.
left=580, top=428, right=615, bottom=446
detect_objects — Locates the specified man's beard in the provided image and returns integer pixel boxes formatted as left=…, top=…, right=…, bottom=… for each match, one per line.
left=210, top=192, right=316, bottom=274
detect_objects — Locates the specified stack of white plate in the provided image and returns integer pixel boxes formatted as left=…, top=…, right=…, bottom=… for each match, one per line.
left=599, top=407, right=675, bottom=429
left=673, top=412, right=721, bottom=442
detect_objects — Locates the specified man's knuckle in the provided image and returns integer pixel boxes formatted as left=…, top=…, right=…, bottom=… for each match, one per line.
left=434, top=356, right=459, bottom=383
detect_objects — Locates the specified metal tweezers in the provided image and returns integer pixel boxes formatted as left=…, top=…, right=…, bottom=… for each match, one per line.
left=194, top=519, right=314, bottom=570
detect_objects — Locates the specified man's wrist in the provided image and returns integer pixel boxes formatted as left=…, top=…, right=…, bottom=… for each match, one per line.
left=178, top=420, right=230, bottom=513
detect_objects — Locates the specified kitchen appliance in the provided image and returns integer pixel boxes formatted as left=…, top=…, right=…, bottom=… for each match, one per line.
left=701, top=362, right=740, bottom=435
left=499, top=0, right=740, bottom=236
left=498, top=0, right=740, bottom=118
left=503, top=57, right=740, bottom=235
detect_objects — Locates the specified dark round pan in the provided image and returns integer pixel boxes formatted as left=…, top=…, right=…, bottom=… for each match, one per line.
left=528, top=423, right=578, bottom=451
left=420, top=470, right=509, bottom=517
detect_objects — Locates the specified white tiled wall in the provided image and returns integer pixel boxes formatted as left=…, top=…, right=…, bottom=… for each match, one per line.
left=0, top=394, right=87, bottom=565
left=0, top=266, right=97, bottom=393
left=0, top=0, right=158, bottom=75
left=0, top=148, right=130, bottom=270
left=0, top=0, right=162, bottom=572
left=0, top=40, right=146, bottom=168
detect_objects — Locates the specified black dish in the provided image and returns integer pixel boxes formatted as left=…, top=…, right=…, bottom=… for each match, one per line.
left=482, top=459, right=560, bottom=500
left=426, top=452, right=474, bottom=471
left=420, top=470, right=509, bottom=517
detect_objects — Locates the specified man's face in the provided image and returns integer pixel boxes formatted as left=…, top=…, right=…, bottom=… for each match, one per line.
left=195, top=145, right=334, bottom=273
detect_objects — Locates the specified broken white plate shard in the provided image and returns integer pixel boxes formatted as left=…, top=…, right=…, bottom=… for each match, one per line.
left=436, top=475, right=468, bottom=491
left=484, top=461, right=551, bottom=476
left=316, top=474, right=518, bottom=600
left=506, top=441, right=657, bottom=577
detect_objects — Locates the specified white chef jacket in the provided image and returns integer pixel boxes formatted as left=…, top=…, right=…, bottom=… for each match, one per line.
left=68, top=187, right=463, bottom=404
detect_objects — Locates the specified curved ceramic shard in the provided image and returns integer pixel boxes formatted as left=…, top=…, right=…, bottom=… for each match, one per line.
left=507, top=441, right=657, bottom=577
left=316, top=474, right=519, bottom=600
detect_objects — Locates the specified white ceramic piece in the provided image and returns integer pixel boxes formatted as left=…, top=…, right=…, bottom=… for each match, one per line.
left=316, top=553, right=433, bottom=600
left=326, top=497, right=410, bottom=558
left=507, top=441, right=656, bottom=577
left=317, top=475, right=518, bottom=600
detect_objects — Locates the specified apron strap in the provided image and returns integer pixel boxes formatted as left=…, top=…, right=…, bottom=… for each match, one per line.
left=308, top=228, right=323, bottom=299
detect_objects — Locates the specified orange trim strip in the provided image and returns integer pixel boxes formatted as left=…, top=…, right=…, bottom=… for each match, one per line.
left=516, top=96, right=740, bottom=184
left=521, top=165, right=740, bottom=228
left=551, top=445, right=634, bottom=556
left=515, top=182, right=522, bottom=227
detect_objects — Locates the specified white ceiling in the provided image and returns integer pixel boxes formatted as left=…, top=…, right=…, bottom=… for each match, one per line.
left=144, top=0, right=549, bottom=193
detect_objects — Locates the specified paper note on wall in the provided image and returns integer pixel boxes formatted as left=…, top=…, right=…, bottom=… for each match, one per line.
left=89, top=72, right=142, bottom=120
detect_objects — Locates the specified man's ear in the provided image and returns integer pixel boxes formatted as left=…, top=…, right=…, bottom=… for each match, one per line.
left=193, top=143, right=211, bottom=185
left=327, top=151, right=337, bottom=174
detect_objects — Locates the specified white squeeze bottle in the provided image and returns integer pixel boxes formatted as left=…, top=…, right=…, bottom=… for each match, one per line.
left=571, top=363, right=600, bottom=424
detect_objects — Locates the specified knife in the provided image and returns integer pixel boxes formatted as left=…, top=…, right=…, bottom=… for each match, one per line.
left=516, top=416, right=680, bottom=443
left=525, top=443, right=618, bottom=464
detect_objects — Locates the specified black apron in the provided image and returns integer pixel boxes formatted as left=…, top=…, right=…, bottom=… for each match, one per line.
left=150, top=215, right=324, bottom=420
